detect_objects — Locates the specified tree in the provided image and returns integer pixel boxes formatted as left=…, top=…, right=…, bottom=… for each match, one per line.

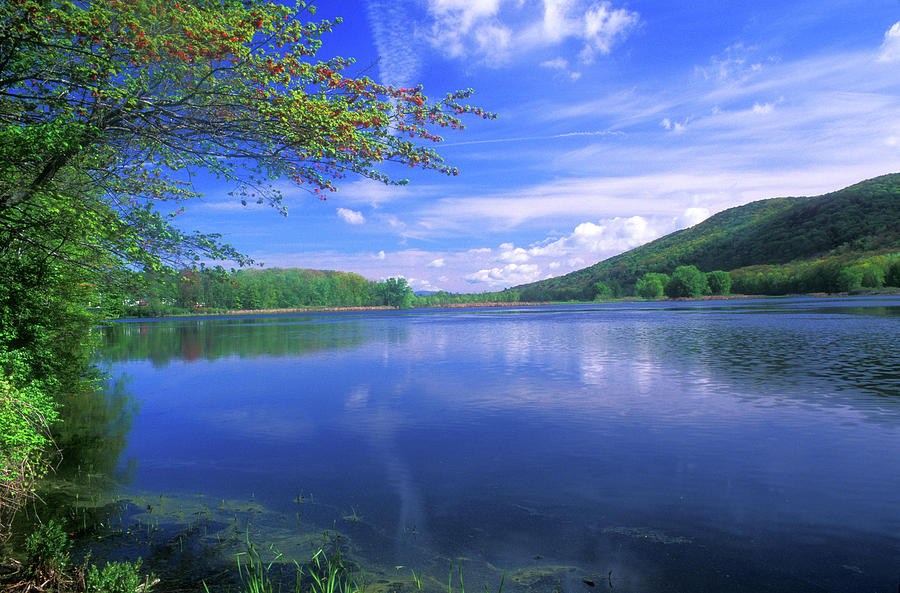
left=887, top=260, right=900, bottom=287
left=835, top=266, right=864, bottom=292
left=858, top=263, right=885, bottom=288
left=635, top=275, right=663, bottom=299
left=378, top=277, right=414, bottom=309
left=705, top=270, right=732, bottom=295
left=592, top=280, right=613, bottom=300
left=634, top=272, right=669, bottom=299
left=1, top=0, right=493, bottom=271
left=665, top=265, right=709, bottom=298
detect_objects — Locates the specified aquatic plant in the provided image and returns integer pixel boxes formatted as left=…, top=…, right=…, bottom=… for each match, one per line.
left=229, top=535, right=362, bottom=593
left=24, top=519, right=70, bottom=579
left=448, top=562, right=504, bottom=593
left=235, top=539, right=283, bottom=593
left=84, top=559, right=156, bottom=593
left=306, top=544, right=359, bottom=593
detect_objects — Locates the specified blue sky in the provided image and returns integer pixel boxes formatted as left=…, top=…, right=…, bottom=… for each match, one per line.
left=177, top=0, right=900, bottom=292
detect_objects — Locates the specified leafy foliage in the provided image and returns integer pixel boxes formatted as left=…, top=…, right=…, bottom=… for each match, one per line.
left=664, top=265, right=708, bottom=298
left=84, top=559, right=153, bottom=593
left=635, top=273, right=667, bottom=299
left=24, top=519, right=70, bottom=578
left=0, top=378, right=57, bottom=531
left=1, top=0, right=493, bottom=272
left=705, top=270, right=732, bottom=295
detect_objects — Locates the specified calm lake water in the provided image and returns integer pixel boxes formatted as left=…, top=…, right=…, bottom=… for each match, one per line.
left=86, top=297, right=900, bottom=592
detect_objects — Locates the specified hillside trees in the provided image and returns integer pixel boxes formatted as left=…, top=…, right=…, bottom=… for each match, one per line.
left=512, top=174, right=900, bottom=299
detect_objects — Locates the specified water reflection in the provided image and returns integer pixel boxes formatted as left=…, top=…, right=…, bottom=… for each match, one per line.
left=95, top=298, right=900, bottom=593
left=31, top=374, right=139, bottom=543
left=52, top=373, right=138, bottom=484
left=100, top=315, right=403, bottom=366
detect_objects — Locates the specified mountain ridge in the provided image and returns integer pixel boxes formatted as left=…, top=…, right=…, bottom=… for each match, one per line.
left=511, top=173, right=900, bottom=299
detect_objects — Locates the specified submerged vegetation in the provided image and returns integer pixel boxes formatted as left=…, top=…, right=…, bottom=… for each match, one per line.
left=0, top=482, right=524, bottom=593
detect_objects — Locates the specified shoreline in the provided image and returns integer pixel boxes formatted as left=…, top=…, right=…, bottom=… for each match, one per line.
left=112, top=291, right=900, bottom=320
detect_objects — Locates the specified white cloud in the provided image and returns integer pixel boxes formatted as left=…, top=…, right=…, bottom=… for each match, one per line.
left=337, top=208, right=366, bottom=225
left=679, top=207, right=710, bottom=227
left=580, top=1, right=640, bottom=62
left=498, top=246, right=531, bottom=263
left=464, top=263, right=541, bottom=286
left=541, top=57, right=569, bottom=70
left=427, top=258, right=446, bottom=268
left=422, top=0, right=638, bottom=65
left=376, top=250, right=386, bottom=260
left=752, top=102, right=774, bottom=114
left=661, top=118, right=687, bottom=133
left=539, top=56, right=582, bottom=80
left=696, top=43, right=765, bottom=82
left=528, top=216, right=660, bottom=259
left=879, top=22, right=900, bottom=63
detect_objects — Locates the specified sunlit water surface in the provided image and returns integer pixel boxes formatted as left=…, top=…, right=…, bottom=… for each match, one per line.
left=88, top=297, right=900, bottom=592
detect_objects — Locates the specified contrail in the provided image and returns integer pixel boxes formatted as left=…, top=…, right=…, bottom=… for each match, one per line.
left=364, top=0, right=419, bottom=86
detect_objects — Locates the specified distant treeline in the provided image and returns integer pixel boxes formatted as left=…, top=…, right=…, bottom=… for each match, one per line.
left=109, top=250, right=900, bottom=318
left=108, top=267, right=524, bottom=316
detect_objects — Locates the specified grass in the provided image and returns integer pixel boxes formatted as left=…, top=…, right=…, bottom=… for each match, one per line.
left=220, top=533, right=363, bottom=593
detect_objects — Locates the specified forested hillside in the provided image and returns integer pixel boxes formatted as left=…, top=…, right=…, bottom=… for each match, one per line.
left=513, top=173, right=900, bottom=300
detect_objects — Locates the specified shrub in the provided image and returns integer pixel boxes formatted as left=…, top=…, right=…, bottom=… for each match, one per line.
left=25, top=519, right=70, bottom=577
left=85, top=559, right=153, bottom=593
left=0, top=375, right=58, bottom=536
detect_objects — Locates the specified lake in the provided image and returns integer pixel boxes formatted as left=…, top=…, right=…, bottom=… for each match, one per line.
left=73, top=297, right=900, bottom=592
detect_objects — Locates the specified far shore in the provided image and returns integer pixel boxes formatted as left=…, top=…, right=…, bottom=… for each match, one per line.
left=114, top=290, right=900, bottom=320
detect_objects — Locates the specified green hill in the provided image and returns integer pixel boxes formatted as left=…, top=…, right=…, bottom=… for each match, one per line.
left=512, top=173, right=900, bottom=300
